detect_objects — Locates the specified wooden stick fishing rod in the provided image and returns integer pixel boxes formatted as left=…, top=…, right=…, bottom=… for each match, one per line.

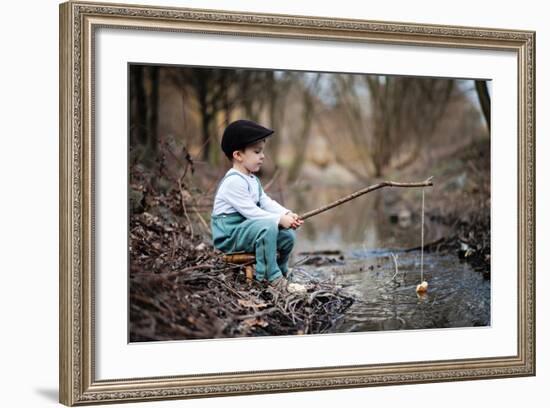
left=298, top=176, right=434, bottom=221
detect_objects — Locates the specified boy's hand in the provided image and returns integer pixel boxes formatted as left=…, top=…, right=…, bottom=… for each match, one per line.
left=287, top=212, right=304, bottom=229
left=279, top=213, right=296, bottom=229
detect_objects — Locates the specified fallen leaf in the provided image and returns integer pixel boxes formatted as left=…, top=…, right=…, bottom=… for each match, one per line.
left=241, top=318, right=269, bottom=328
left=238, top=299, right=268, bottom=309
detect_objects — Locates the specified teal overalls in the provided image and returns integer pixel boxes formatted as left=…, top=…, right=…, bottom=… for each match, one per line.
left=211, top=172, right=296, bottom=282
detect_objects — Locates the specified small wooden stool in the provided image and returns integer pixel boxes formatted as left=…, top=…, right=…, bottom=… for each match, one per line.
left=222, top=252, right=280, bottom=282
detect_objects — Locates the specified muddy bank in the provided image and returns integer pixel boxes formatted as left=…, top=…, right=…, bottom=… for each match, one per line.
left=423, top=137, right=490, bottom=278
left=129, top=186, right=354, bottom=342
left=424, top=208, right=490, bottom=279
left=382, top=136, right=491, bottom=278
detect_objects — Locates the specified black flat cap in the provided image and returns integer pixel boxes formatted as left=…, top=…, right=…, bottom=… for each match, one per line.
left=221, top=119, right=274, bottom=160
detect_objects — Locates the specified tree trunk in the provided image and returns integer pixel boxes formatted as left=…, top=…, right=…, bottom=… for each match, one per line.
left=147, top=66, right=160, bottom=157
left=475, top=80, right=491, bottom=131
left=286, top=75, right=320, bottom=183
left=196, top=71, right=211, bottom=162
left=130, top=65, right=147, bottom=146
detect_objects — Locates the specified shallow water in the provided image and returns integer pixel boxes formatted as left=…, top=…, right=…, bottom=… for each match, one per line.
left=286, top=185, right=491, bottom=332
left=290, top=248, right=490, bottom=332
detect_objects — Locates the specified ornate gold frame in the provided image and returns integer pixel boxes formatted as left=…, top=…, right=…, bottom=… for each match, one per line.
left=59, top=1, right=535, bottom=405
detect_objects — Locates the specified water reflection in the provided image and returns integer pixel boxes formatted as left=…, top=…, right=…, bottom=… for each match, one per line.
left=287, top=184, right=447, bottom=253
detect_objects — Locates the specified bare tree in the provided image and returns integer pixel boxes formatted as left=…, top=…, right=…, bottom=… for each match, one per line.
left=394, top=77, right=454, bottom=169
left=168, top=68, right=242, bottom=165
left=286, top=74, right=322, bottom=183
left=129, top=64, right=161, bottom=168
left=265, top=71, right=294, bottom=166
left=326, top=74, right=454, bottom=178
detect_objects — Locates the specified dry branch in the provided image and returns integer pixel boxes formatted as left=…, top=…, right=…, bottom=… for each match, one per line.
left=299, top=176, right=434, bottom=220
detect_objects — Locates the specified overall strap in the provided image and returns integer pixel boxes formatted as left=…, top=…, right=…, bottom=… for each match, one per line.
left=214, top=172, right=249, bottom=197
left=253, top=175, right=263, bottom=204
left=214, top=171, right=261, bottom=206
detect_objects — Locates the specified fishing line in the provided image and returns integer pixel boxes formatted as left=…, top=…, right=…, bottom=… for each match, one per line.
left=421, top=187, right=425, bottom=282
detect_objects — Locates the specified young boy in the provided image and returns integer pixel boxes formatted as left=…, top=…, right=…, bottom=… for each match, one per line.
left=211, top=119, right=303, bottom=290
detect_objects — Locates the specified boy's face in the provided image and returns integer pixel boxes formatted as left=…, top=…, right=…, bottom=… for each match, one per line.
left=233, top=139, right=266, bottom=174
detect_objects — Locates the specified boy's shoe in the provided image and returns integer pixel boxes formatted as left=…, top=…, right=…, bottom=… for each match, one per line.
left=269, top=276, right=307, bottom=294
left=270, top=276, right=289, bottom=292
left=287, top=282, right=307, bottom=294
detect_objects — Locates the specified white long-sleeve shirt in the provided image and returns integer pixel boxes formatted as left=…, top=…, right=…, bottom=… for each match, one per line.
left=212, top=168, right=289, bottom=225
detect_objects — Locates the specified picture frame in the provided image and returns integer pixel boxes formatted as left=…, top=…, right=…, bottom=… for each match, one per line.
left=59, top=0, right=535, bottom=405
